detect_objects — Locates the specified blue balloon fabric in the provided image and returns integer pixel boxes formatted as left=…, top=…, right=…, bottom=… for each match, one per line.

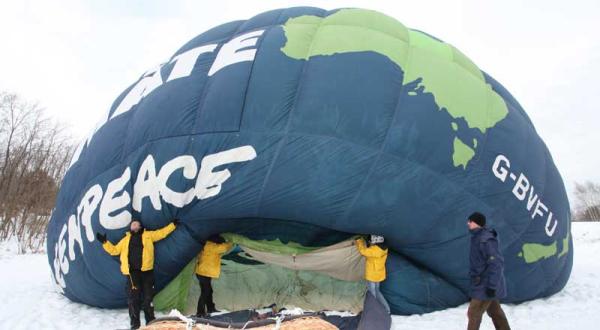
left=46, top=7, right=572, bottom=315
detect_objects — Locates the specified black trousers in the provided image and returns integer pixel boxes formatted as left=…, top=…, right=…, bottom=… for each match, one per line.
left=127, top=270, right=155, bottom=329
left=196, top=275, right=215, bottom=316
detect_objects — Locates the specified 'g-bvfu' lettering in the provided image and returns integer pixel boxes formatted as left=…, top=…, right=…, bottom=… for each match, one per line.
left=492, top=154, right=558, bottom=237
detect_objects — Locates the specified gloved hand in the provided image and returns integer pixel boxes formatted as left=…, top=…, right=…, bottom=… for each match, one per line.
left=96, top=232, right=107, bottom=243
left=173, top=218, right=180, bottom=226
left=486, top=288, right=496, bottom=298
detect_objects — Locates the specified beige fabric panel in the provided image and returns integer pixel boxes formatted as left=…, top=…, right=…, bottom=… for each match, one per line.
left=142, top=316, right=339, bottom=329
left=240, top=239, right=365, bottom=282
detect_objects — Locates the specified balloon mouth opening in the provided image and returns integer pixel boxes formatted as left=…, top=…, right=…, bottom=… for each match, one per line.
left=187, top=217, right=358, bottom=249
left=170, top=217, right=370, bottom=313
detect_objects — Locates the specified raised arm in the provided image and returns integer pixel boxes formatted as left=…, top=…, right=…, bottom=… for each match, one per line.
left=102, top=237, right=124, bottom=256
left=356, top=238, right=374, bottom=257
left=216, top=242, right=233, bottom=254
left=147, top=222, right=176, bottom=242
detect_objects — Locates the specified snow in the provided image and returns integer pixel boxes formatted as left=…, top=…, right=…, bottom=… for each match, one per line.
left=0, top=222, right=598, bottom=330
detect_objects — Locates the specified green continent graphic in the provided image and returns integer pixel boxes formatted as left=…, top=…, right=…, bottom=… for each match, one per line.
left=453, top=137, right=475, bottom=169
left=518, top=232, right=570, bottom=263
left=558, top=232, right=570, bottom=258
left=518, top=241, right=557, bottom=263
left=281, top=9, right=509, bottom=168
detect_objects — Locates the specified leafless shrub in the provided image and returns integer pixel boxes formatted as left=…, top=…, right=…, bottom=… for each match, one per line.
left=572, top=181, right=600, bottom=222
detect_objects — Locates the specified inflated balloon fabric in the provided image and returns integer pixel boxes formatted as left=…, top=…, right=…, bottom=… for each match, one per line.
left=47, top=7, right=572, bottom=315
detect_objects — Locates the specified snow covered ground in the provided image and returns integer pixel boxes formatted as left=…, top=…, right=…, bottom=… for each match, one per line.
left=0, top=222, right=598, bottom=330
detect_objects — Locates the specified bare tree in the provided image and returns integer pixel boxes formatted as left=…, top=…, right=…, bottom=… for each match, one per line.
left=0, top=91, right=75, bottom=252
left=572, top=181, right=600, bottom=221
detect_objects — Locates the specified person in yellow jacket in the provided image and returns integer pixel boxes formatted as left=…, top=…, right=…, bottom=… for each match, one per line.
left=96, top=219, right=177, bottom=329
left=356, top=235, right=391, bottom=314
left=195, top=234, right=233, bottom=316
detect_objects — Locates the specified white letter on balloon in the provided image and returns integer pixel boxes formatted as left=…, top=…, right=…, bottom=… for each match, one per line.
left=196, top=145, right=257, bottom=200
left=100, top=167, right=132, bottom=230
left=208, top=30, right=265, bottom=76
left=167, top=44, right=217, bottom=81
left=157, top=155, right=198, bottom=208
left=133, top=155, right=162, bottom=211
left=111, top=65, right=164, bottom=119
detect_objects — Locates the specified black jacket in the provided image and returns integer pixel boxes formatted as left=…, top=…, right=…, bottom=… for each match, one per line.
left=128, top=230, right=144, bottom=271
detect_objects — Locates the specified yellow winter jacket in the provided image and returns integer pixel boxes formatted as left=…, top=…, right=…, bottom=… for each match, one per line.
left=102, top=223, right=176, bottom=275
left=356, top=238, right=388, bottom=282
left=195, top=241, right=233, bottom=278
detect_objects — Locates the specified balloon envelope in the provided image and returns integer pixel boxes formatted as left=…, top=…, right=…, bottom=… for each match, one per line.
left=46, top=7, right=572, bottom=315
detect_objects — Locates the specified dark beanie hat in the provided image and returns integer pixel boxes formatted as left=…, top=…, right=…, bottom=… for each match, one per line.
left=469, top=212, right=486, bottom=227
left=207, top=234, right=225, bottom=244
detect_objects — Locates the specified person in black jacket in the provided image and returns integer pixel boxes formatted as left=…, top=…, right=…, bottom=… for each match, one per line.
left=466, top=212, right=511, bottom=330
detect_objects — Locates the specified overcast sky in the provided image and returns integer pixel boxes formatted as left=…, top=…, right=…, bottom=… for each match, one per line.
left=1, top=0, right=598, bottom=199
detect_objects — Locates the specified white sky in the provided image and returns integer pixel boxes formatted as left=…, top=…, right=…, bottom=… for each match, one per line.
left=1, top=0, right=599, bottom=199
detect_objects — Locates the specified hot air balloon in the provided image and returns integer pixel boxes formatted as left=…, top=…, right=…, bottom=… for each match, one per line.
left=47, top=7, right=572, bottom=317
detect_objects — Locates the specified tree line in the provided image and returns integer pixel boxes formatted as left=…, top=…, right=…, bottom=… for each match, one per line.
left=0, top=91, right=74, bottom=252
